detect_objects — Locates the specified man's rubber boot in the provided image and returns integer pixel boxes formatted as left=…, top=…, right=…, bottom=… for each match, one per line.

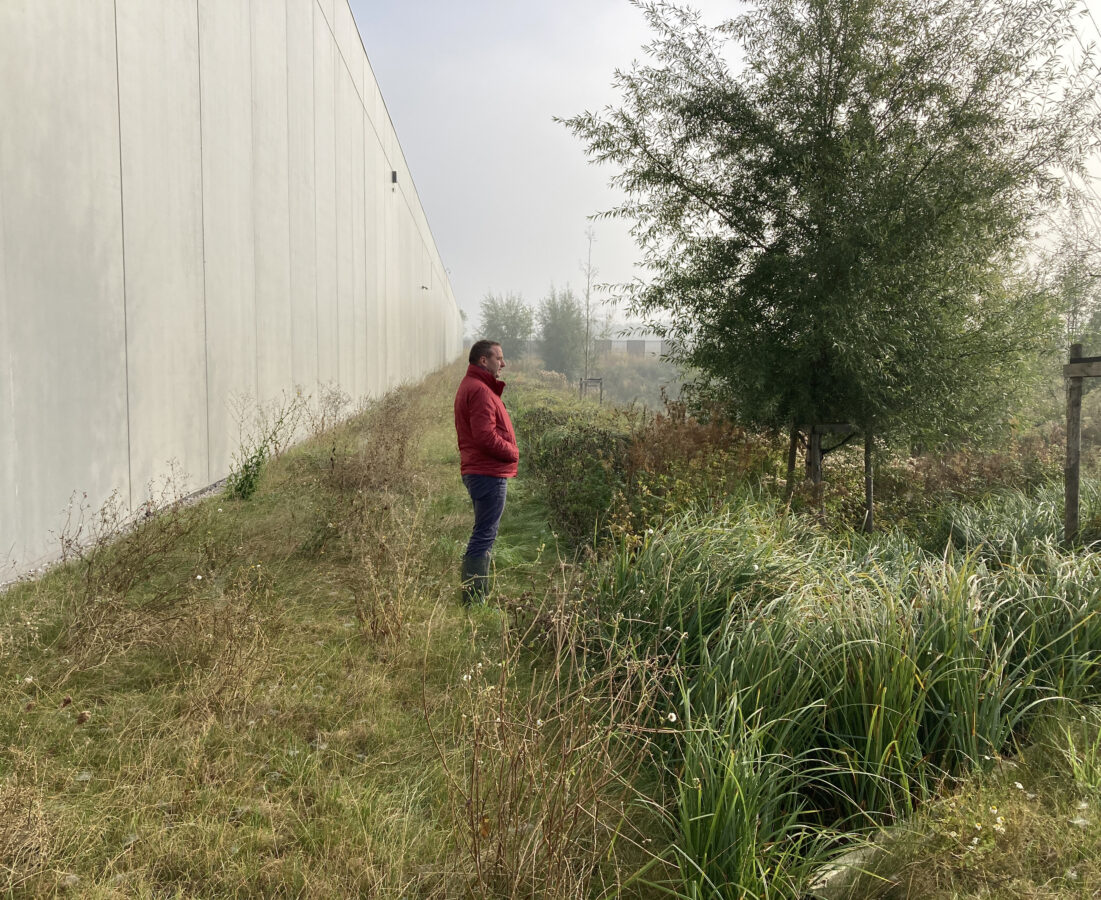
left=460, top=555, right=491, bottom=606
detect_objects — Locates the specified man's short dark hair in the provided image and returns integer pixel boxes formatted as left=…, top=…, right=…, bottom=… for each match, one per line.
left=469, top=340, right=500, bottom=365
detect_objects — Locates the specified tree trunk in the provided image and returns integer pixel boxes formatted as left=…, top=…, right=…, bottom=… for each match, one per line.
left=862, top=429, right=874, bottom=533
left=785, top=425, right=800, bottom=502
left=807, top=426, right=824, bottom=517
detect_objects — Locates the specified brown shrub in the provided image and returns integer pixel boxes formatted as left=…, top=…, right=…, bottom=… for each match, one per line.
left=57, top=468, right=202, bottom=609
left=340, top=497, right=431, bottom=644
left=609, top=403, right=782, bottom=536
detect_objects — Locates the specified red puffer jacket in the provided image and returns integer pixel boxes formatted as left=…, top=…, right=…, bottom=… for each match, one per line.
left=454, top=365, right=519, bottom=477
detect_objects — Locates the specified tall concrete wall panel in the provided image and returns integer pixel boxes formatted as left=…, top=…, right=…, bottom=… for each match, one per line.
left=199, top=0, right=257, bottom=481
left=1, top=0, right=463, bottom=578
left=351, top=108, right=369, bottom=401
left=313, top=10, right=339, bottom=388
left=251, top=0, right=294, bottom=409
left=335, top=68, right=356, bottom=394
left=117, top=0, right=211, bottom=499
left=286, top=0, right=320, bottom=392
left=0, top=0, right=130, bottom=562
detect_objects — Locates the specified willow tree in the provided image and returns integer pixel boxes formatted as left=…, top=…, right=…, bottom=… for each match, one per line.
left=564, top=0, right=1099, bottom=524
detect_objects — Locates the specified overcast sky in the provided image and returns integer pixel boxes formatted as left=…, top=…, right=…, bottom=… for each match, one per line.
left=349, top=0, right=741, bottom=330
left=349, top=0, right=1101, bottom=332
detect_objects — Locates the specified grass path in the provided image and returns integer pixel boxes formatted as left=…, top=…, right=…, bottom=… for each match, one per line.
left=0, top=359, right=559, bottom=898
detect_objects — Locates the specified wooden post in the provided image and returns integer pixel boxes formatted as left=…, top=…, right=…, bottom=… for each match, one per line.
left=862, top=429, right=874, bottom=533
left=1066, top=342, right=1084, bottom=546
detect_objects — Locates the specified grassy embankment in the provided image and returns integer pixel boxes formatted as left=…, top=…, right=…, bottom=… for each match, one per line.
left=5, top=356, right=1101, bottom=898
left=3, top=359, right=646, bottom=897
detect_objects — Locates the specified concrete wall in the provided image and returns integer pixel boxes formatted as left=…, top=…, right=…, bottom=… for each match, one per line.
left=0, top=0, right=463, bottom=579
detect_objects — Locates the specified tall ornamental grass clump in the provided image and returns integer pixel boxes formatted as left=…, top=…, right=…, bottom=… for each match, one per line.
left=661, top=713, right=836, bottom=899
left=924, top=478, right=1101, bottom=557
left=594, top=494, right=1101, bottom=897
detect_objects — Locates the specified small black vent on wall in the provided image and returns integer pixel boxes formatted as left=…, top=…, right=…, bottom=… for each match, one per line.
left=391, top=170, right=397, bottom=184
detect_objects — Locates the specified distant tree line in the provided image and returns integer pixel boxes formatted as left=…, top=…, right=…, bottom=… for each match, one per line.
left=477, top=287, right=589, bottom=381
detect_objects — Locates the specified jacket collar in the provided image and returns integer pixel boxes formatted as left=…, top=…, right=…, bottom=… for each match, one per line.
left=465, top=364, right=506, bottom=397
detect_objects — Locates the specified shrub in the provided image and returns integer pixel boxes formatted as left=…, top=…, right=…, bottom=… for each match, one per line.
left=513, top=389, right=778, bottom=547
left=512, top=399, right=640, bottom=545
left=820, top=426, right=1066, bottom=534
left=923, top=478, right=1101, bottom=556
left=326, top=388, right=426, bottom=498
left=225, top=442, right=267, bottom=501
left=225, top=391, right=308, bottom=500
left=56, top=470, right=202, bottom=609
left=614, top=402, right=780, bottom=535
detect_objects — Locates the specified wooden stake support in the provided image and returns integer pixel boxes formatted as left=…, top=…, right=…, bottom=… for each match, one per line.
left=1066, top=343, right=1085, bottom=546
left=790, top=422, right=874, bottom=529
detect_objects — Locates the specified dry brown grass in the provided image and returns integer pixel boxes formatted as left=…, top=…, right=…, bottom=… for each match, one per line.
left=327, top=388, right=429, bottom=498
left=0, top=368, right=465, bottom=896
left=340, top=497, right=433, bottom=644
left=0, top=758, right=54, bottom=895
left=428, top=563, right=672, bottom=899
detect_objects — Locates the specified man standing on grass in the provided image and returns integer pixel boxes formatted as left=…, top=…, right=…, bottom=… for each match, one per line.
left=454, top=340, right=519, bottom=605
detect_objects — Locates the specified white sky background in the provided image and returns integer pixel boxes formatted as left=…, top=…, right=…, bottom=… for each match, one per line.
left=349, top=0, right=1101, bottom=333
left=349, top=0, right=739, bottom=331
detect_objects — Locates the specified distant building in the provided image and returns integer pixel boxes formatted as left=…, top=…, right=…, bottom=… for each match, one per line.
left=593, top=338, right=672, bottom=357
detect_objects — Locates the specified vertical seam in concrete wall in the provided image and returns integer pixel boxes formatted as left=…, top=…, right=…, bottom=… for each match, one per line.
left=0, top=178, right=11, bottom=565
left=195, top=0, right=212, bottom=484
left=331, top=13, right=339, bottom=383
left=112, top=0, right=134, bottom=512
left=313, top=3, right=321, bottom=389
left=285, top=0, right=296, bottom=383
left=248, top=0, right=259, bottom=404
left=362, top=109, right=369, bottom=396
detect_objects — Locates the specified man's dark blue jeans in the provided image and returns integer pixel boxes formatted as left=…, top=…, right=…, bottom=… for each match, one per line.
left=462, top=474, right=508, bottom=558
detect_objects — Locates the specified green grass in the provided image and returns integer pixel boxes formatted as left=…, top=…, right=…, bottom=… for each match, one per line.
left=0, top=362, right=528, bottom=897
left=5, top=356, right=1101, bottom=898
left=591, top=494, right=1101, bottom=898
left=852, top=710, right=1101, bottom=898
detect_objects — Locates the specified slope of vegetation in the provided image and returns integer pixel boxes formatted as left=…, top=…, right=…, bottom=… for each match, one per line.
left=4, top=357, right=1101, bottom=898
left=512, top=363, right=1101, bottom=898
left=1, top=361, right=636, bottom=897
